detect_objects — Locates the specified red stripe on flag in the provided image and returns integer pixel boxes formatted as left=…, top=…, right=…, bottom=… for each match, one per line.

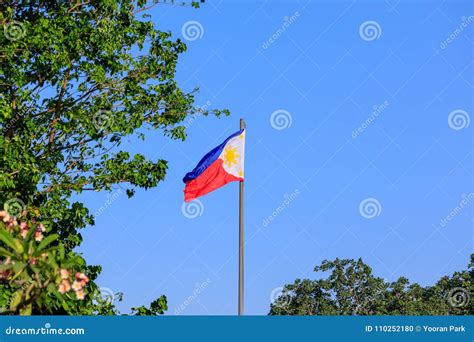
left=184, top=159, right=242, bottom=202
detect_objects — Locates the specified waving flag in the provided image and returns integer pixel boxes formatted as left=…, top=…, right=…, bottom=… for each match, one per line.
left=183, top=129, right=245, bottom=202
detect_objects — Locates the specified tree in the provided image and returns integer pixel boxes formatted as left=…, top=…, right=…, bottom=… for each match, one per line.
left=131, top=295, right=168, bottom=315
left=269, top=256, right=473, bottom=315
left=1, top=0, right=226, bottom=314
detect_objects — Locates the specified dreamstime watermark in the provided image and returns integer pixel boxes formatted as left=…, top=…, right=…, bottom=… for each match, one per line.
left=359, top=20, right=382, bottom=41
left=181, top=199, right=204, bottom=219
left=3, top=198, right=26, bottom=217
left=3, top=21, right=26, bottom=41
left=270, top=109, right=292, bottom=130
left=439, top=192, right=474, bottom=228
left=4, top=323, right=85, bottom=336
left=184, top=100, right=212, bottom=129
left=92, top=110, right=115, bottom=131
left=448, top=109, right=470, bottom=130
left=94, top=189, right=123, bottom=219
left=269, top=286, right=291, bottom=308
left=262, top=189, right=300, bottom=227
left=352, top=100, right=390, bottom=139
left=440, top=16, right=474, bottom=49
left=0, top=280, right=33, bottom=313
left=262, top=11, right=300, bottom=49
left=174, top=278, right=212, bottom=315
left=351, top=283, right=387, bottom=314
left=181, top=21, right=204, bottom=41
left=198, top=100, right=212, bottom=111
left=446, top=287, right=470, bottom=308
left=359, top=198, right=382, bottom=219
left=1, top=113, right=26, bottom=135
left=98, top=287, right=115, bottom=303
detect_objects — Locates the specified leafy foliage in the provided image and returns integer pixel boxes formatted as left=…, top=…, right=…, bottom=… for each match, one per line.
left=269, top=256, right=473, bottom=315
left=0, top=210, right=90, bottom=314
left=1, top=0, right=226, bottom=314
left=131, top=295, right=168, bottom=315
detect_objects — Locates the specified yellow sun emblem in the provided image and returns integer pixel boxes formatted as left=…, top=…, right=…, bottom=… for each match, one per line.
left=223, top=145, right=240, bottom=168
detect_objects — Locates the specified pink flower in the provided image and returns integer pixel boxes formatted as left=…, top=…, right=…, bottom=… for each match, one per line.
left=72, top=280, right=83, bottom=292
left=20, top=229, right=28, bottom=239
left=75, top=289, right=85, bottom=300
left=6, top=217, right=17, bottom=229
left=0, top=210, right=10, bottom=222
left=0, top=269, right=10, bottom=279
left=19, top=221, right=30, bottom=239
left=60, top=269, right=70, bottom=280
left=58, top=279, right=71, bottom=294
left=37, top=223, right=46, bottom=232
left=34, top=231, right=43, bottom=242
left=75, top=272, right=90, bottom=284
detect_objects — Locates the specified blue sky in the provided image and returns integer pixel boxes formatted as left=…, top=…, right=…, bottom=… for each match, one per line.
left=78, top=0, right=473, bottom=315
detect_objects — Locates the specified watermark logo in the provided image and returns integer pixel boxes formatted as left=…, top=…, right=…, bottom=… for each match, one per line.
left=448, top=109, right=470, bottom=130
left=3, top=21, right=26, bottom=41
left=3, top=198, right=26, bottom=217
left=0, top=280, right=33, bottom=313
left=352, top=101, right=390, bottom=138
left=94, top=189, right=123, bottom=219
left=439, top=193, right=474, bottom=227
left=185, top=100, right=212, bottom=129
left=359, top=198, right=382, bottom=219
left=262, top=189, right=300, bottom=227
left=359, top=21, right=382, bottom=41
left=174, top=278, right=212, bottom=315
left=262, top=11, right=300, bottom=49
left=92, top=110, right=115, bottom=131
left=440, top=16, right=474, bottom=49
left=4, top=322, right=85, bottom=335
left=181, top=21, right=204, bottom=41
left=99, top=287, right=115, bottom=303
left=270, top=109, right=292, bottom=130
left=1, top=112, right=25, bottom=135
left=446, top=287, right=470, bottom=308
left=270, top=287, right=290, bottom=308
left=181, top=199, right=204, bottom=219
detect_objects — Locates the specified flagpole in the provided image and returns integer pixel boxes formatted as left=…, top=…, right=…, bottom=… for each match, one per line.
left=238, top=118, right=245, bottom=315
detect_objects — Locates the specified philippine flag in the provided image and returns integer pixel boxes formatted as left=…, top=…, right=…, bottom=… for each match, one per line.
left=183, top=129, right=245, bottom=202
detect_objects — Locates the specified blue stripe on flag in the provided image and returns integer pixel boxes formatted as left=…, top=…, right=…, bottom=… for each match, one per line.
left=182, top=129, right=243, bottom=183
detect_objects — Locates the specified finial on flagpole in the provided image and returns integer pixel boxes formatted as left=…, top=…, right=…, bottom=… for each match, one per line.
left=240, top=118, right=246, bottom=130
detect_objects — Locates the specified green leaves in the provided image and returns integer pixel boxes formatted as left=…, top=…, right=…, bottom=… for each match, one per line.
left=0, top=0, right=218, bottom=316
left=0, top=229, right=23, bottom=253
left=1, top=0, right=228, bottom=242
left=0, top=217, right=94, bottom=315
left=270, top=256, right=474, bottom=316
left=0, top=246, right=14, bottom=258
left=131, top=295, right=168, bottom=315
left=35, top=234, right=59, bottom=254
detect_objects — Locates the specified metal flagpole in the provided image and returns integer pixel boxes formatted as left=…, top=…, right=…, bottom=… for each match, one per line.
left=238, top=118, right=245, bottom=315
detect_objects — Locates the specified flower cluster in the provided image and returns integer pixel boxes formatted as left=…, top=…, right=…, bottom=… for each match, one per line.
left=0, top=211, right=45, bottom=242
left=58, top=269, right=90, bottom=300
left=1, top=210, right=89, bottom=300
left=34, top=223, right=45, bottom=242
left=0, top=210, right=18, bottom=229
